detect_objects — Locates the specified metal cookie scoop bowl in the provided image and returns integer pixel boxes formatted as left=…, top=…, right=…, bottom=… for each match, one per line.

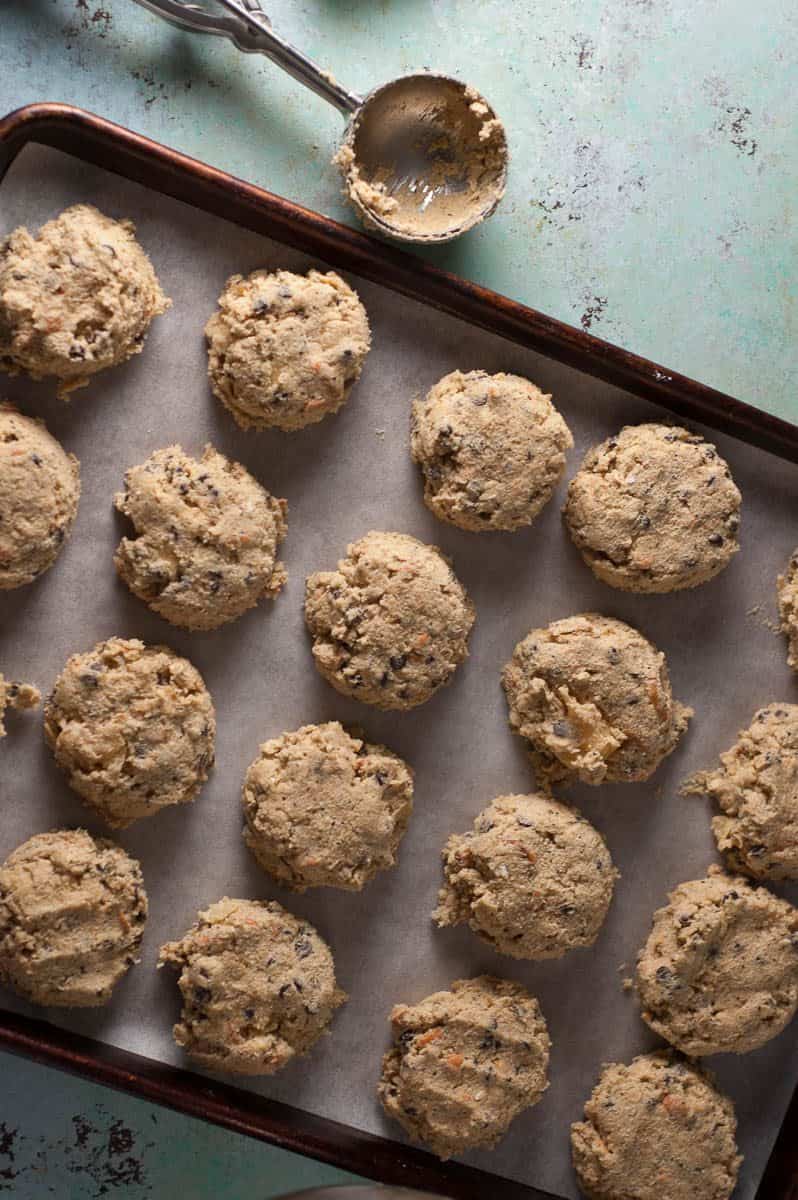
left=336, top=74, right=508, bottom=244
left=132, top=0, right=508, bottom=244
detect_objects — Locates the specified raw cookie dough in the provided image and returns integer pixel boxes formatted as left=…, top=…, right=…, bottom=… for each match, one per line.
left=378, top=975, right=550, bottom=1159
left=0, top=402, right=81, bottom=588
left=433, top=792, right=618, bottom=959
left=0, top=673, right=40, bottom=739
left=410, top=370, right=573, bottom=532
left=683, top=703, right=798, bottom=881
left=635, top=865, right=798, bottom=1055
left=0, top=204, right=169, bottom=398
left=159, top=897, right=346, bottom=1075
left=242, top=721, right=414, bottom=891
left=114, top=443, right=287, bottom=631
left=563, top=424, right=741, bottom=593
left=44, top=637, right=215, bottom=829
left=502, top=614, right=692, bottom=786
left=571, top=1051, right=741, bottom=1200
left=304, top=530, right=475, bottom=710
left=777, top=550, right=798, bottom=670
left=205, top=268, right=371, bottom=431
left=0, top=829, right=147, bottom=1007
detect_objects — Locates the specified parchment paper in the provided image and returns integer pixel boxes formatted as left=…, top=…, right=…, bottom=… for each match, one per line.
left=1, top=144, right=797, bottom=1200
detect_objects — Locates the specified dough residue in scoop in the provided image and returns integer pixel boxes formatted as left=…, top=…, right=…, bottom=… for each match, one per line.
left=114, top=443, right=287, bottom=631
left=243, top=721, right=414, bottom=891
left=0, top=204, right=170, bottom=398
left=502, top=613, right=692, bottom=786
left=335, top=76, right=507, bottom=242
left=44, top=636, right=215, bottom=828
left=683, top=703, right=798, bottom=881
left=304, top=530, right=475, bottom=710
left=434, top=792, right=617, bottom=959
left=411, top=369, right=572, bottom=532
left=159, top=897, right=346, bottom=1075
left=333, top=143, right=400, bottom=219
left=0, top=402, right=81, bottom=589
left=634, top=865, right=798, bottom=1056
left=0, top=829, right=147, bottom=1007
left=205, top=268, right=371, bottom=432
left=378, top=975, right=550, bottom=1159
left=571, top=1051, right=741, bottom=1200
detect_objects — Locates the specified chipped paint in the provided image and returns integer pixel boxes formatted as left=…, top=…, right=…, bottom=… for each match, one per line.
left=1, top=1054, right=357, bottom=1198
left=64, top=0, right=113, bottom=43
left=715, top=106, right=759, bottom=157
left=0, top=1107, right=151, bottom=1196
left=0, top=1123, right=18, bottom=1185
left=571, top=35, right=597, bottom=70
left=579, top=293, right=609, bottom=331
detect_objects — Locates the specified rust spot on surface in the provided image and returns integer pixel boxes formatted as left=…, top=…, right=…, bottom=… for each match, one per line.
left=571, top=35, right=595, bottom=70
left=131, top=68, right=169, bottom=107
left=2, top=1109, right=153, bottom=1195
left=703, top=80, right=759, bottom=159
left=0, top=1122, right=18, bottom=1183
left=580, top=295, right=608, bottom=332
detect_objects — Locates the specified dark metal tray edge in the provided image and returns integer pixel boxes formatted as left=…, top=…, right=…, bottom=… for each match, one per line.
left=0, top=101, right=795, bottom=1200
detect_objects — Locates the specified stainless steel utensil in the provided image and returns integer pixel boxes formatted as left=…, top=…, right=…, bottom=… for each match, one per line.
left=131, top=0, right=508, bottom=243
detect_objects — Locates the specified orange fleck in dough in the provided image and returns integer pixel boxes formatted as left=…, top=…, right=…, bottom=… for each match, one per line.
left=502, top=614, right=691, bottom=786
left=571, top=1052, right=740, bottom=1200
left=379, top=976, right=550, bottom=1160
left=160, top=898, right=345, bottom=1076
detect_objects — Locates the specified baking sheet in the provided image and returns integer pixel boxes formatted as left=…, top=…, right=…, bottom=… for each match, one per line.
left=1, top=142, right=797, bottom=1200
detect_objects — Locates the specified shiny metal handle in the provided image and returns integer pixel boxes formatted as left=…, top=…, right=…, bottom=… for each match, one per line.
left=131, top=0, right=362, bottom=115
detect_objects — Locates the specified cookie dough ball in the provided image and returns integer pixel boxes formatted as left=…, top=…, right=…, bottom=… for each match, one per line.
left=571, top=1052, right=741, bottom=1200
left=0, top=403, right=80, bottom=588
left=44, top=637, right=215, bottom=829
left=305, top=531, right=475, bottom=710
left=410, top=370, right=573, bottom=532
left=684, top=704, right=798, bottom=881
left=0, top=829, right=147, bottom=1007
left=159, top=897, right=346, bottom=1075
left=0, top=205, right=169, bottom=398
left=564, top=424, right=741, bottom=593
left=114, top=444, right=287, bottom=631
left=378, top=975, right=550, bottom=1159
left=0, top=673, right=39, bottom=739
left=635, top=865, right=798, bottom=1055
left=777, top=550, right=798, bottom=671
left=502, top=614, right=692, bottom=786
left=205, top=268, right=371, bottom=431
left=243, top=721, right=414, bottom=891
left=434, top=793, right=617, bottom=959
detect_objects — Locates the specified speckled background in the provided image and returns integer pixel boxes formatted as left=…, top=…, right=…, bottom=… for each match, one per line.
left=4, top=0, right=798, bottom=413
left=1, top=1, right=796, bottom=1197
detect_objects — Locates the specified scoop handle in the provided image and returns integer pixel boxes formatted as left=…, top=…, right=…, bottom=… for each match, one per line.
left=131, top=0, right=362, bottom=116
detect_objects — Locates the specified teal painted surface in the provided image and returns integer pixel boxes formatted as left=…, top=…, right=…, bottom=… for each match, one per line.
left=2, top=0, right=797, bottom=415
left=0, top=1053, right=359, bottom=1196
left=0, top=2, right=796, bottom=1196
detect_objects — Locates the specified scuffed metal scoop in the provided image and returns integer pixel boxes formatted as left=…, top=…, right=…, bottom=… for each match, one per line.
left=336, top=73, right=507, bottom=243
left=131, top=0, right=508, bottom=244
